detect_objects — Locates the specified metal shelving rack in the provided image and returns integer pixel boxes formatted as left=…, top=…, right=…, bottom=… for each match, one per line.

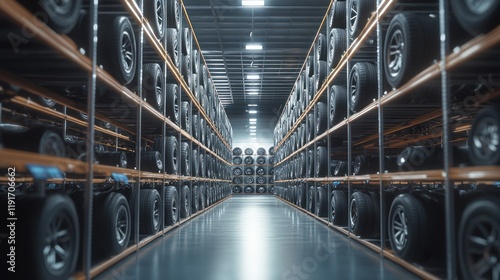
left=273, top=0, right=500, bottom=279
left=0, top=0, right=233, bottom=278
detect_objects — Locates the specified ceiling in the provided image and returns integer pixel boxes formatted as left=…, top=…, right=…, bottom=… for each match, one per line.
left=183, top=0, right=330, bottom=145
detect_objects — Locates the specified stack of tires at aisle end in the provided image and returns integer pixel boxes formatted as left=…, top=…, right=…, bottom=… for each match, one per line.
left=273, top=1, right=500, bottom=279
left=232, top=146, right=275, bottom=195
left=0, top=0, right=232, bottom=279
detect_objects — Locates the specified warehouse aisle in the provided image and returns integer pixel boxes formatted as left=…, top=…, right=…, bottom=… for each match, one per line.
left=95, top=196, right=419, bottom=280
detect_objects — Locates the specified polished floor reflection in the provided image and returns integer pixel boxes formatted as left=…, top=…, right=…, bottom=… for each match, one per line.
left=95, top=196, right=419, bottom=280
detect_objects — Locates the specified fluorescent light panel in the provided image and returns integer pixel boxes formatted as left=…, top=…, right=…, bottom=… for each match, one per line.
left=242, top=0, right=264, bottom=6
left=246, top=43, right=262, bottom=50
left=248, top=104, right=258, bottom=107
left=249, top=118, right=257, bottom=121
left=249, top=126, right=257, bottom=129
left=250, top=133, right=256, bottom=135
left=247, top=92, right=259, bottom=95
left=247, top=74, right=260, bottom=80
left=248, top=110, right=258, bottom=114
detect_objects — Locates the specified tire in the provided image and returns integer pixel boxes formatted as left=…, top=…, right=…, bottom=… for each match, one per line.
left=244, top=148, right=254, bottom=155
left=316, top=33, right=327, bottom=61
left=233, top=156, right=243, bottom=165
left=232, top=176, right=242, bottom=184
left=139, top=189, right=162, bottom=234
left=315, top=187, right=327, bottom=217
left=256, top=176, right=266, bottom=184
left=180, top=142, right=191, bottom=176
left=307, top=149, right=315, bottom=178
left=308, top=186, right=316, bottom=213
left=199, top=186, right=206, bottom=209
left=388, top=194, right=431, bottom=261
left=329, top=0, right=346, bottom=29
left=166, top=0, right=180, bottom=29
left=19, top=0, right=81, bottom=34
left=334, top=161, right=348, bottom=176
left=458, top=197, right=500, bottom=280
left=192, top=185, right=199, bottom=213
left=244, top=186, right=254, bottom=193
left=141, top=151, right=163, bottom=172
left=233, top=185, right=242, bottom=193
left=192, top=149, right=199, bottom=177
left=257, top=147, right=266, bottom=155
left=307, top=113, right=315, bottom=142
left=192, top=49, right=200, bottom=76
left=328, top=29, right=347, bottom=69
left=348, top=0, right=377, bottom=39
left=15, top=195, right=79, bottom=280
left=96, top=192, right=131, bottom=256
left=244, top=166, right=254, bottom=175
left=166, top=28, right=179, bottom=68
left=256, top=186, right=267, bottom=194
left=354, top=155, right=378, bottom=175
left=181, top=55, right=192, bottom=86
left=233, top=167, right=243, bottom=176
left=164, top=186, right=178, bottom=226
left=1, top=127, right=65, bottom=157
left=244, top=156, right=254, bottom=165
left=468, top=105, right=500, bottom=165
left=165, top=84, right=180, bottom=124
left=330, top=190, right=348, bottom=226
left=297, top=184, right=306, bottom=208
left=256, top=166, right=266, bottom=175
left=102, top=16, right=137, bottom=85
left=316, top=146, right=329, bottom=177
left=95, top=151, right=128, bottom=168
left=256, top=156, right=267, bottom=165
left=165, top=135, right=178, bottom=174
left=383, top=12, right=439, bottom=89
left=269, top=157, right=275, bottom=165
left=349, top=62, right=377, bottom=114
left=330, top=85, right=348, bottom=126
left=180, top=185, right=191, bottom=218
left=451, top=0, right=500, bottom=36
left=350, top=192, right=376, bottom=237
left=182, top=27, right=191, bottom=55
left=316, top=101, right=328, bottom=135
left=37, top=96, right=57, bottom=108
left=144, top=0, right=165, bottom=39
left=192, top=114, right=199, bottom=139
left=142, top=63, right=165, bottom=112
left=244, top=177, right=254, bottom=184
left=315, top=60, right=328, bottom=92
left=306, top=55, right=315, bottom=77
left=181, top=101, right=191, bottom=134
left=233, top=147, right=243, bottom=155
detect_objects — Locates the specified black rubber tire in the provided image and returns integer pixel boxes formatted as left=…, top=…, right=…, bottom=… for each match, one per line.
left=316, top=33, right=327, bottom=61
left=192, top=114, right=199, bottom=139
left=244, top=156, right=254, bottom=165
left=166, top=0, right=180, bottom=29
left=180, top=185, right=191, bottom=218
left=244, top=166, right=254, bottom=175
left=330, top=190, right=348, bottom=226
left=94, top=151, right=128, bottom=168
left=330, top=85, right=348, bottom=126
left=233, top=147, right=243, bottom=155
left=383, top=12, right=439, bottom=89
left=388, top=194, right=431, bottom=261
left=458, top=197, right=500, bottom=280
left=192, top=185, right=199, bottom=213
left=95, top=192, right=131, bottom=256
left=348, top=0, right=377, bottom=39
left=329, top=0, right=346, bottom=29
left=370, top=192, right=381, bottom=237
left=256, top=176, right=266, bottom=184
left=307, top=113, right=315, bottom=142
left=144, top=0, right=165, bottom=39
left=233, top=167, right=243, bottom=176
left=181, top=55, right=192, bottom=86
left=19, top=0, right=81, bottom=34
left=102, top=16, right=137, bottom=85
left=142, top=63, right=165, bottom=112
left=256, top=166, right=266, bottom=175
left=244, top=148, right=254, bottom=155
left=316, top=146, right=329, bottom=177
left=199, top=186, right=206, bottom=209
left=451, top=0, right=500, bottom=36
left=192, top=149, right=199, bottom=177
left=232, top=176, right=242, bottom=184
left=244, top=186, right=254, bottom=193
left=1, top=127, right=65, bottom=157
left=37, top=96, right=57, bottom=108
left=244, top=177, right=254, bottom=184
left=165, top=83, right=179, bottom=124
left=354, top=155, right=378, bottom=175
left=180, top=142, right=191, bottom=176
left=256, top=186, right=267, bottom=194
left=315, top=187, right=327, bottom=217
left=164, top=135, right=178, bottom=175
left=269, top=146, right=275, bottom=155
left=233, top=156, right=243, bottom=165
left=182, top=27, right=191, bottom=55
left=257, top=147, right=266, bottom=155
left=328, top=28, right=347, bottom=69
left=306, top=55, right=315, bottom=77
left=256, top=156, right=267, bottom=165
left=15, top=195, right=79, bottom=280
left=233, top=185, right=242, bottom=193
left=350, top=192, right=376, bottom=237
left=192, top=49, right=200, bottom=74
left=308, top=186, right=316, bottom=213
left=316, top=101, right=328, bottom=135
left=141, top=151, right=163, bottom=172
left=468, top=105, right=500, bottom=166
left=297, top=184, right=306, bottom=208
left=139, top=189, right=162, bottom=234
left=315, top=60, right=328, bottom=92
left=349, top=62, right=377, bottom=114
left=307, top=149, right=315, bottom=178
left=166, top=28, right=179, bottom=68
left=181, top=101, right=191, bottom=134
left=164, top=186, right=178, bottom=226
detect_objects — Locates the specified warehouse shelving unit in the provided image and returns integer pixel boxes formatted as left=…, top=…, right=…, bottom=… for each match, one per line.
left=231, top=147, right=275, bottom=195
left=273, top=0, right=500, bottom=279
left=0, top=0, right=232, bottom=279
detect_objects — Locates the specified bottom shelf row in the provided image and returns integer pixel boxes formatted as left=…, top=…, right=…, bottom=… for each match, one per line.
left=273, top=183, right=500, bottom=280
left=231, top=185, right=275, bottom=194
left=0, top=181, right=232, bottom=279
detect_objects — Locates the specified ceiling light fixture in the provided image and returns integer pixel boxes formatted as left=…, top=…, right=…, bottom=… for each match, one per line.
left=246, top=43, right=262, bottom=50
left=247, top=74, right=260, bottom=80
left=248, top=110, right=258, bottom=114
left=248, top=104, right=258, bottom=107
left=249, top=126, right=257, bottom=129
left=242, top=0, right=264, bottom=6
left=247, top=92, right=259, bottom=95
left=250, top=132, right=256, bottom=135
left=249, top=118, right=257, bottom=121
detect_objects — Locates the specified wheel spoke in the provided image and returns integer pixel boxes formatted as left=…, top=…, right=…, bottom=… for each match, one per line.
left=473, top=257, right=496, bottom=277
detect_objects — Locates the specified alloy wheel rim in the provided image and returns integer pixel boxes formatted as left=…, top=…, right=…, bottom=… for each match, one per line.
left=388, top=29, right=404, bottom=78
left=43, top=212, right=74, bottom=272
left=392, top=206, right=408, bottom=250
left=473, top=116, right=499, bottom=161
left=121, top=30, right=134, bottom=73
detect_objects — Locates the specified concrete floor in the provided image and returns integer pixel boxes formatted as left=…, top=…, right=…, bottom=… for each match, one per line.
left=95, top=196, right=419, bottom=280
